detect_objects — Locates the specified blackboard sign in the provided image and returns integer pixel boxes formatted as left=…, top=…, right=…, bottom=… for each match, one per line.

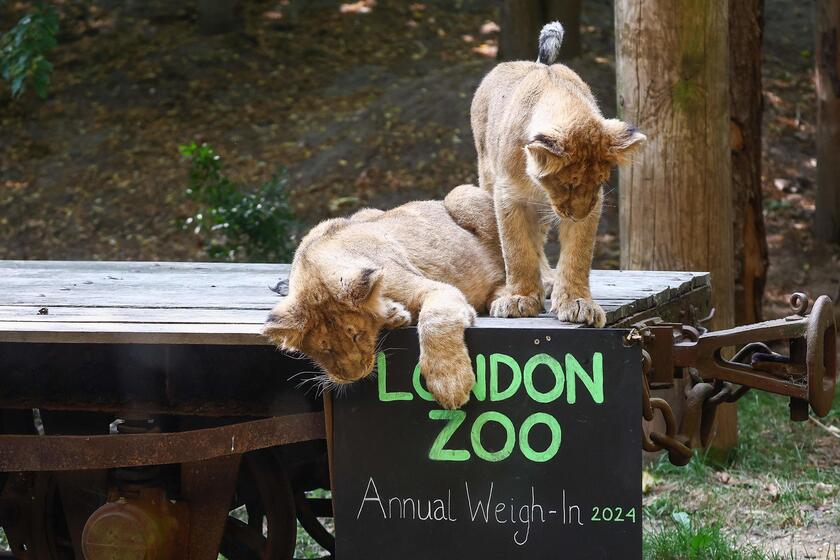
left=332, top=328, right=641, bottom=559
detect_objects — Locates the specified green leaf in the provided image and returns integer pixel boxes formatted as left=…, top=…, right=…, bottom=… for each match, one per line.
left=10, top=74, right=24, bottom=96
left=0, top=4, right=58, bottom=100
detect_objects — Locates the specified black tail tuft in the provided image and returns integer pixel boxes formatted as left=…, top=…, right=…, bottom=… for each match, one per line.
left=537, top=21, right=564, bottom=65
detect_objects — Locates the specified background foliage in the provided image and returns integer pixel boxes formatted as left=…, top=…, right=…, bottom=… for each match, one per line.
left=180, top=141, right=296, bottom=262
left=0, top=2, right=57, bottom=98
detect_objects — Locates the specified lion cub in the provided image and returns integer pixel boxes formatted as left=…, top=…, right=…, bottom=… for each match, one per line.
left=263, top=185, right=505, bottom=410
left=471, top=22, right=645, bottom=326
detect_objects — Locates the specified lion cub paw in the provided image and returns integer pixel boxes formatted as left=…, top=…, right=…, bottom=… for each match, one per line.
left=421, top=352, right=475, bottom=410
left=551, top=294, right=606, bottom=327
left=383, top=300, right=412, bottom=328
left=490, top=294, right=543, bottom=318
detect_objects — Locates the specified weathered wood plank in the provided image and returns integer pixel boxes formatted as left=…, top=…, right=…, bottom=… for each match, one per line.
left=0, top=300, right=631, bottom=324
left=0, top=261, right=709, bottom=345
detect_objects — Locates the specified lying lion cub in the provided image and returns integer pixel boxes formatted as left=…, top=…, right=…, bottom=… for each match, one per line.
left=263, top=185, right=505, bottom=409
left=471, top=22, right=646, bottom=326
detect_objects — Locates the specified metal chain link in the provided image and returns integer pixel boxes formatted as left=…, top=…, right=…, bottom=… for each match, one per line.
left=641, top=350, right=693, bottom=466
left=640, top=349, right=753, bottom=466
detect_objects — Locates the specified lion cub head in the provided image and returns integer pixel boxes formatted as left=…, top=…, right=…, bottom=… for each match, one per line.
left=525, top=118, right=646, bottom=220
left=263, top=265, right=389, bottom=384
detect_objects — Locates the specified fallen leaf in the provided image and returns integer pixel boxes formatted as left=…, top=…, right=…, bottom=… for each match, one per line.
left=642, top=470, right=656, bottom=494
left=714, top=471, right=731, bottom=485
left=766, top=482, right=781, bottom=502
left=480, top=20, right=500, bottom=35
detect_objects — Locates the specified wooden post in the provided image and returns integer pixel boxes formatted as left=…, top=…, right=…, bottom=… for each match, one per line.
left=730, top=0, right=768, bottom=325
left=500, top=0, right=543, bottom=61
left=545, top=0, right=582, bottom=60
left=816, top=0, right=840, bottom=243
left=615, top=0, right=738, bottom=453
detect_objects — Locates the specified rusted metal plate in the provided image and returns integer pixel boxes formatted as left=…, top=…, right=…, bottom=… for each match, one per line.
left=0, top=413, right=325, bottom=471
left=0, top=342, right=324, bottom=417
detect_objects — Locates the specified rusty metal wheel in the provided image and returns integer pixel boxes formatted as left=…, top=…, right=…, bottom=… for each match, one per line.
left=1, top=472, right=75, bottom=560
left=220, top=452, right=297, bottom=560
left=293, top=490, right=334, bottom=556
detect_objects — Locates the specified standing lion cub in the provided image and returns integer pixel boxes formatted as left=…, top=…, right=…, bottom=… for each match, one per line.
left=263, top=185, right=505, bottom=410
left=471, top=22, right=646, bottom=326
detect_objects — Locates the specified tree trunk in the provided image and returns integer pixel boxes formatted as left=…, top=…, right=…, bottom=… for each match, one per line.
left=499, top=0, right=582, bottom=62
left=544, top=0, right=582, bottom=60
left=198, top=0, right=240, bottom=35
left=816, top=0, right=840, bottom=243
left=730, top=0, right=768, bottom=324
left=615, top=0, right=737, bottom=452
left=500, top=0, right=543, bottom=61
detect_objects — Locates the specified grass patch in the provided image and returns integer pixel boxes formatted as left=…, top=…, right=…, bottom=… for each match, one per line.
left=644, top=389, right=840, bottom=552
left=645, top=514, right=789, bottom=560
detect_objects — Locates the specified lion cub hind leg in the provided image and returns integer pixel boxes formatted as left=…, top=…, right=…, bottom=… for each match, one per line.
left=444, top=184, right=500, bottom=247
left=350, top=208, right=385, bottom=222
left=382, top=299, right=412, bottom=328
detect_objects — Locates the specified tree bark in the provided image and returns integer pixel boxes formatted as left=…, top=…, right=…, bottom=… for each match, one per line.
left=499, top=0, right=582, bottom=62
left=615, top=0, right=737, bottom=452
left=730, top=0, right=768, bottom=324
left=545, top=0, right=582, bottom=60
left=198, top=0, right=241, bottom=35
left=816, top=0, right=840, bottom=243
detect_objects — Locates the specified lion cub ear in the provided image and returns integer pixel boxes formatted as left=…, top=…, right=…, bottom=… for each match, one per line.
left=603, top=119, right=647, bottom=164
left=263, top=298, right=308, bottom=350
left=338, top=267, right=383, bottom=305
left=525, top=134, right=566, bottom=177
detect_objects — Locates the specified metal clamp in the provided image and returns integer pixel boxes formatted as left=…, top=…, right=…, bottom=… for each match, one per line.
left=638, top=293, right=837, bottom=419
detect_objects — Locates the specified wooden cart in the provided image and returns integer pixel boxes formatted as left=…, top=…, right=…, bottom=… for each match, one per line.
left=0, top=261, right=713, bottom=558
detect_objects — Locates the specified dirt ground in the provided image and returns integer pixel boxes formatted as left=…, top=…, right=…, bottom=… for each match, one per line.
left=1, top=0, right=838, bottom=555
left=2, top=0, right=836, bottom=302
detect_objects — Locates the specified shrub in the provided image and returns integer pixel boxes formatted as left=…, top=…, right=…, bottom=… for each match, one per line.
left=0, top=3, right=59, bottom=99
left=179, top=141, right=297, bottom=262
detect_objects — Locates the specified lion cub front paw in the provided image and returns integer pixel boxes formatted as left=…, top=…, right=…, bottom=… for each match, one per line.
left=489, top=294, right=543, bottom=318
left=421, top=352, right=475, bottom=410
left=383, top=300, right=412, bottom=328
left=551, top=293, right=606, bottom=327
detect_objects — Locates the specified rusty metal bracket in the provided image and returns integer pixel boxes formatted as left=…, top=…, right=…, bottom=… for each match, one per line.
left=638, top=293, right=837, bottom=419
left=638, top=293, right=837, bottom=466
left=0, top=412, right=325, bottom=472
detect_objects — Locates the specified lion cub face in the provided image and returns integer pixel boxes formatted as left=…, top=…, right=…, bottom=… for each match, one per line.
left=524, top=118, right=646, bottom=220
left=263, top=267, right=387, bottom=384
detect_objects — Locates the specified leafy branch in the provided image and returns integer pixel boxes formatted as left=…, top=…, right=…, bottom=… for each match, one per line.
left=0, top=3, right=59, bottom=99
left=179, top=141, right=297, bottom=262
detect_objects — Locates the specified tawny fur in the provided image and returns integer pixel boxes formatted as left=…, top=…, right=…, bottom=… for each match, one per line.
left=471, top=24, right=645, bottom=327
left=263, top=185, right=505, bottom=410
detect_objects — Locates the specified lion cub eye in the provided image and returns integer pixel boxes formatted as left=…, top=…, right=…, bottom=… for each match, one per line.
left=352, top=332, right=363, bottom=343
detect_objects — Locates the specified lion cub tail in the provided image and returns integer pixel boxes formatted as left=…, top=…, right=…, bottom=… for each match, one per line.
left=537, top=21, right=564, bottom=65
